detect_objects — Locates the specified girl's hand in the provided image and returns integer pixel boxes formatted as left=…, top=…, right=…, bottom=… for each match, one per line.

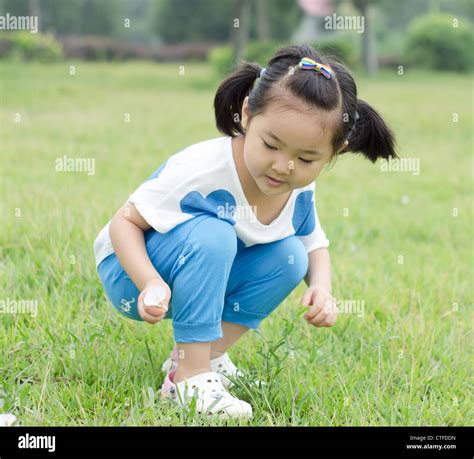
left=137, top=279, right=171, bottom=324
left=301, top=284, right=337, bottom=327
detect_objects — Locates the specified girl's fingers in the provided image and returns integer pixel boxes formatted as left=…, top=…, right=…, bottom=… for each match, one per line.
left=315, top=313, right=337, bottom=327
left=138, top=301, right=164, bottom=324
left=301, top=289, right=315, bottom=307
left=307, top=295, right=336, bottom=320
left=304, top=303, right=322, bottom=320
left=137, top=285, right=170, bottom=324
left=304, top=293, right=327, bottom=320
left=309, top=306, right=327, bottom=325
left=310, top=310, right=338, bottom=327
left=143, top=311, right=165, bottom=324
left=145, top=305, right=167, bottom=317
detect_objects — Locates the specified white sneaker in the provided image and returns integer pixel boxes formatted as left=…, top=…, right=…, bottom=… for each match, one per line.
left=161, top=349, right=244, bottom=387
left=160, top=370, right=253, bottom=419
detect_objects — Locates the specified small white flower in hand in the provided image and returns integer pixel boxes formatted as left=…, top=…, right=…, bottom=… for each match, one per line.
left=143, top=286, right=168, bottom=312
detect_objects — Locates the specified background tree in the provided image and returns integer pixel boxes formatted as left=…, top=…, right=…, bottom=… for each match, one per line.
left=154, top=0, right=234, bottom=43
left=352, top=0, right=378, bottom=75
left=232, top=0, right=250, bottom=63
left=256, top=0, right=270, bottom=40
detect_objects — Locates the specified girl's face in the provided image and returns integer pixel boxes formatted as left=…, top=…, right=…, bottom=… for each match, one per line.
left=241, top=96, right=347, bottom=196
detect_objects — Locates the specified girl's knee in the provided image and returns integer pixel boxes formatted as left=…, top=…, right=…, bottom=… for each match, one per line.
left=187, top=217, right=237, bottom=260
left=275, top=236, right=309, bottom=285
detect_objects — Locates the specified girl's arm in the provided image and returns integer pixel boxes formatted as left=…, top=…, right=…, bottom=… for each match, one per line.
left=109, top=201, right=165, bottom=291
left=304, top=247, right=332, bottom=291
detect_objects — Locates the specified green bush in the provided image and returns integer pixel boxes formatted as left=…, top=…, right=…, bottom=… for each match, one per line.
left=208, top=45, right=233, bottom=75
left=312, top=36, right=358, bottom=68
left=0, top=32, right=63, bottom=62
left=209, top=40, right=283, bottom=76
left=245, top=40, right=284, bottom=65
left=405, top=14, right=473, bottom=72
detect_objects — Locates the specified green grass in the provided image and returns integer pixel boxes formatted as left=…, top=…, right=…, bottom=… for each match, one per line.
left=0, top=61, right=472, bottom=426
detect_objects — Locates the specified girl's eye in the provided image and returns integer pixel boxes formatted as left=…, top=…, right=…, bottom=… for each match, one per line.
left=262, top=138, right=313, bottom=164
left=262, top=140, right=277, bottom=150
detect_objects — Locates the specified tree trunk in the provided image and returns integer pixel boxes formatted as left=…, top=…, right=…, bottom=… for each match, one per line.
left=356, top=0, right=378, bottom=76
left=29, top=0, right=41, bottom=32
left=232, top=0, right=250, bottom=65
left=364, top=4, right=378, bottom=75
left=256, top=0, right=270, bottom=41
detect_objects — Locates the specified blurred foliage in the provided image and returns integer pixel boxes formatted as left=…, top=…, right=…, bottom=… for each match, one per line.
left=0, top=31, right=62, bottom=61
left=154, top=0, right=233, bottom=44
left=208, top=45, right=233, bottom=75
left=245, top=40, right=286, bottom=64
left=0, top=0, right=473, bottom=68
left=405, top=14, right=473, bottom=72
left=208, top=37, right=358, bottom=77
left=208, top=40, right=285, bottom=76
left=154, top=0, right=302, bottom=44
left=312, top=35, right=359, bottom=68
left=59, top=36, right=211, bottom=61
left=0, top=0, right=303, bottom=45
left=0, top=0, right=125, bottom=36
left=377, top=0, right=474, bottom=29
left=254, top=0, right=302, bottom=41
left=60, top=36, right=147, bottom=61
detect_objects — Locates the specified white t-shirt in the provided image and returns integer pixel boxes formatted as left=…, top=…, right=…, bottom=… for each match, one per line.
left=93, top=135, right=329, bottom=268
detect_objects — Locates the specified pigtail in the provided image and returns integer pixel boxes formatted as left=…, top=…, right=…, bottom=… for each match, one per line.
left=346, top=99, right=398, bottom=163
left=214, top=61, right=263, bottom=137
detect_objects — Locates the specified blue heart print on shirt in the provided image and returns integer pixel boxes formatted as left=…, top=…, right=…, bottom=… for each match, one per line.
left=180, top=189, right=238, bottom=225
left=180, top=189, right=247, bottom=250
left=292, top=190, right=316, bottom=236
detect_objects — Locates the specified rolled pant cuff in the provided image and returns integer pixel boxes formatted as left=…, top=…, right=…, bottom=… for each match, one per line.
left=173, top=319, right=223, bottom=343
left=222, top=308, right=265, bottom=329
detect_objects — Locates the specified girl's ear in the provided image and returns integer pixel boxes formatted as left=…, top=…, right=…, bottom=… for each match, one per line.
left=337, top=140, right=349, bottom=154
left=241, top=96, right=250, bottom=130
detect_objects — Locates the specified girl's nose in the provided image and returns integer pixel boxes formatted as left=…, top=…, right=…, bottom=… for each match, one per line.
left=272, top=158, right=292, bottom=176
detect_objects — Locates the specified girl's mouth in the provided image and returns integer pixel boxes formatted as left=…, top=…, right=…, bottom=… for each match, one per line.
left=265, top=175, right=285, bottom=187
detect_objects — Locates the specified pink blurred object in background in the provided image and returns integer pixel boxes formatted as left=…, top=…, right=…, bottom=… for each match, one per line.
left=298, top=0, right=333, bottom=17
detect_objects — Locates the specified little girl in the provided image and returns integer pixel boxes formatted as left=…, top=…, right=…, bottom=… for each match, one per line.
left=93, top=44, right=396, bottom=419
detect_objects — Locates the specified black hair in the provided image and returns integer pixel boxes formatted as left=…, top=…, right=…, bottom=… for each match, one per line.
left=214, top=43, right=397, bottom=163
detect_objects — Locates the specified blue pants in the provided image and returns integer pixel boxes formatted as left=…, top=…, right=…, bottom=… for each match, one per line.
left=97, top=215, right=309, bottom=343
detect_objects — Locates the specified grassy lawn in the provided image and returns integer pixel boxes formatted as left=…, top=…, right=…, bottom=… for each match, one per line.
left=0, top=61, right=472, bottom=426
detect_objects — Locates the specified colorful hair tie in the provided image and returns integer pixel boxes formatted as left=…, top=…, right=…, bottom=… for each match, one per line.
left=298, top=57, right=332, bottom=79
left=259, top=67, right=267, bottom=78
